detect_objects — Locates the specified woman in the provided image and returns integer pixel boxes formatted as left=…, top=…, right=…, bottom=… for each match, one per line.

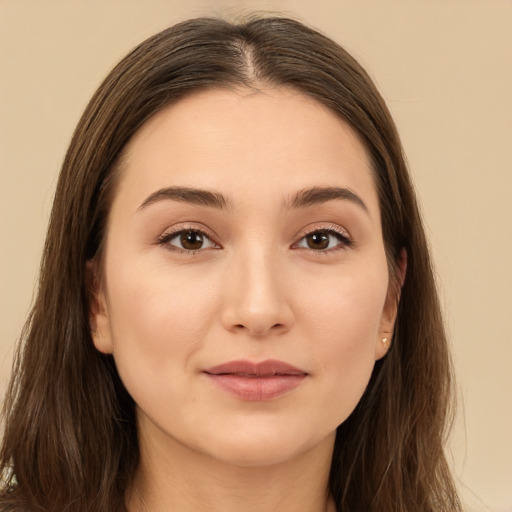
left=0, top=15, right=461, bottom=512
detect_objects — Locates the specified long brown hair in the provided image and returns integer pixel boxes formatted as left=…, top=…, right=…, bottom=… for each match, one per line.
left=0, top=16, right=461, bottom=512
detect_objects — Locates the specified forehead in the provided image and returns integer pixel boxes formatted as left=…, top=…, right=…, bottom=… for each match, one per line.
left=113, top=87, right=378, bottom=214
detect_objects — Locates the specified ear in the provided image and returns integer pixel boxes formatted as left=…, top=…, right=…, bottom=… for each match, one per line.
left=375, top=248, right=407, bottom=360
left=86, top=260, right=114, bottom=354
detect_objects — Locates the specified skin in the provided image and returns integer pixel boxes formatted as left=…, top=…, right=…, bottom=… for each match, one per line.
left=90, top=87, right=400, bottom=512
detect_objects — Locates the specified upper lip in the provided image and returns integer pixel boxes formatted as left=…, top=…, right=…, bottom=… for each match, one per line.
left=204, top=359, right=307, bottom=377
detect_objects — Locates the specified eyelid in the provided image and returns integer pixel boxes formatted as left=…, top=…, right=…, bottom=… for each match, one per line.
left=157, top=223, right=221, bottom=253
left=156, top=222, right=353, bottom=254
left=292, top=223, right=353, bottom=251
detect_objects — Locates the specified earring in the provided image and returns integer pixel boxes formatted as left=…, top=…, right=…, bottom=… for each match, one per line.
left=382, top=337, right=390, bottom=350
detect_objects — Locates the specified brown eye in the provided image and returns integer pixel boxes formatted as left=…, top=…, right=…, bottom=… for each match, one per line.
left=160, top=229, right=217, bottom=253
left=295, top=228, right=351, bottom=252
left=305, top=231, right=330, bottom=250
left=180, top=231, right=204, bottom=251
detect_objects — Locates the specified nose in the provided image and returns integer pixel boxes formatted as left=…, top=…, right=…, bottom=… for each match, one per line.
left=220, top=249, right=294, bottom=337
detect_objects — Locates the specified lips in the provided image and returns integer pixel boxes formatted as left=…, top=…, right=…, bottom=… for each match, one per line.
left=203, top=359, right=308, bottom=401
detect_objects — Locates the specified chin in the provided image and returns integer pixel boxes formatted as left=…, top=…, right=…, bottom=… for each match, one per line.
left=195, top=420, right=337, bottom=468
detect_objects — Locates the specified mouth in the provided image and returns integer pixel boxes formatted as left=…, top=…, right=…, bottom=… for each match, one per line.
left=203, top=359, right=308, bottom=401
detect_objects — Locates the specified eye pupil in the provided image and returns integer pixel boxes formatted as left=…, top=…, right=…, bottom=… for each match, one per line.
left=180, top=231, right=204, bottom=250
left=306, top=232, right=330, bottom=250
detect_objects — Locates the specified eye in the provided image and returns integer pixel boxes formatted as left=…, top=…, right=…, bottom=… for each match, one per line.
left=295, top=228, right=352, bottom=251
left=159, top=229, right=218, bottom=253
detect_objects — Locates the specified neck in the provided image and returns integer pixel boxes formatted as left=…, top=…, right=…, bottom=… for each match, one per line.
left=127, top=425, right=336, bottom=512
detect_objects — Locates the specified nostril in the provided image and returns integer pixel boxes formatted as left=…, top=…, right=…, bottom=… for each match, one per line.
left=232, top=322, right=286, bottom=335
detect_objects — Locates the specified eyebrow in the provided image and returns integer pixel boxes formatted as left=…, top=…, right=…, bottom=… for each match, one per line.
left=138, top=187, right=230, bottom=211
left=137, top=185, right=368, bottom=214
left=286, top=186, right=369, bottom=213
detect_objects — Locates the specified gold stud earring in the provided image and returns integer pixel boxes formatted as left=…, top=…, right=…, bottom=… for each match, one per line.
left=382, top=337, right=390, bottom=350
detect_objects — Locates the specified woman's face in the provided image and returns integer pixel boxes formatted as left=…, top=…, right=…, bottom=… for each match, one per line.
left=91, top=87, right=398, bottom=467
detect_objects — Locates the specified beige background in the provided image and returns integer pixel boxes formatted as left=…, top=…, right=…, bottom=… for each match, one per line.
left=1, top=0, right=511, bottom=510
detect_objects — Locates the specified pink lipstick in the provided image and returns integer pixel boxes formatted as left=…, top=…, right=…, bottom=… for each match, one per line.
left=203, top=359, right=307, bottom=401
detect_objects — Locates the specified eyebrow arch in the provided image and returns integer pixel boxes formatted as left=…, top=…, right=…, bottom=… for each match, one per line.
left=286, top=186, right=369, bottom=213
left=137, top=186, right=230, bottom=211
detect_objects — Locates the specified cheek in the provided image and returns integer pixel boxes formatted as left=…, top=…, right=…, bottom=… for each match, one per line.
left=301, top=262, right=388, bottom=349
left=103, top=260, right=218, bottom=396
left=298, top=263, right=388, bottom=421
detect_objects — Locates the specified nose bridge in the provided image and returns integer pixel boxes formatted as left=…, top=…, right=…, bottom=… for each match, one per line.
left=221, top=241, right=293, bottom=336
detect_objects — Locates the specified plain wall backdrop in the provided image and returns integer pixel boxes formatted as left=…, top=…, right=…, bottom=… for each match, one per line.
left=1, top=1, right=511, bottom=510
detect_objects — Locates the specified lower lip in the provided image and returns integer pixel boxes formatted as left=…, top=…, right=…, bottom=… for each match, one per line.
left=205, top=374, right=306, bottom=401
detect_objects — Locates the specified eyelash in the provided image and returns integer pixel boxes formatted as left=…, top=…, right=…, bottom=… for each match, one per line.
left=157, top=225, right=219, bottom=254
left=157, top=225, right=353, bottom=254
left=293, top=225, right=353, bottom=253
